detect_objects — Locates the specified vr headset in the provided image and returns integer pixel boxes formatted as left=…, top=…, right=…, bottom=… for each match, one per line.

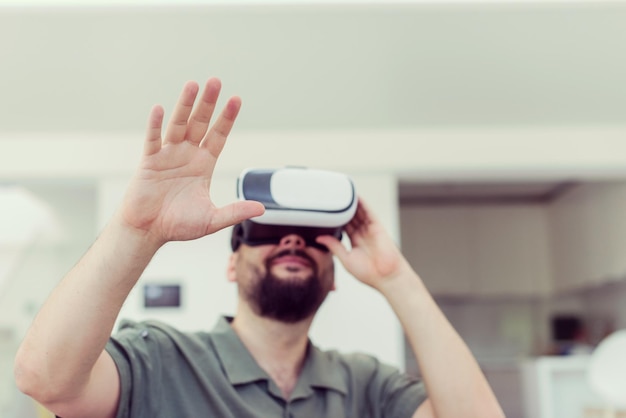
left=231, top=167, right=357, bottom=252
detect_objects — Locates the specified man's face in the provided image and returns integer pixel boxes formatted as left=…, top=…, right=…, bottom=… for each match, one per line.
left=230, top=233, right=335, bottom=323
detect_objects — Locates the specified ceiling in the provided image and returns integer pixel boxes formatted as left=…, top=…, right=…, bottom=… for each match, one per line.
left=0, top=2, right=625, bottom=134
left=1, top=2, right=625, bottom=199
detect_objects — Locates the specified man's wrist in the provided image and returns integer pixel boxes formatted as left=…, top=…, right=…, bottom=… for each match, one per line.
left=377, top=261, right=427, bottom=299
left=107, top=211, right=164, bottom=258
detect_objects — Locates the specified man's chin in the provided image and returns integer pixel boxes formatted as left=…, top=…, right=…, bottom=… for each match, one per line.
left=251, top=271, right=329, bottom=323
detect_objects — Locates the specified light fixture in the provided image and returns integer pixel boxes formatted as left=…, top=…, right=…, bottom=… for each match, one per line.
left=0, top=185, right=62, bottom=247
left=588, top=329, right=626, bottom=416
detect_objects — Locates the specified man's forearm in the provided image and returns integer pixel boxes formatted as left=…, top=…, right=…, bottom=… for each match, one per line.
left=14, top=215, right=161, bottom=402
left=379, top=265, right=504, bottom=418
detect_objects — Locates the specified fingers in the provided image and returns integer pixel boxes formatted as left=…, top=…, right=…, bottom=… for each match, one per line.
left=159, top=78, right=240, bottom=153
left=186, top=78, right=221, bottom=146
left=345, top=198, right=372, bottom=237
left=144, top=105, right=164, bottom=156
left=199, top=96, right=242, bottom=157
left=163, top=81, right=200, bottom=145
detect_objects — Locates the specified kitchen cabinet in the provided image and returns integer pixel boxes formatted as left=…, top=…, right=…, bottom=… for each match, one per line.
left=549, top=183, right=626, bottom=292
left=468, top=206, right=552, bottom=297
left=521, top=356, right=620, bottom=418
left=400, top=204, right=552, bottom=297
left=400, top=206, right=473, bottom=296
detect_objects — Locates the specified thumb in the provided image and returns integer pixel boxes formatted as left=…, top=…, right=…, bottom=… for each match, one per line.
left=209, top=201, right=265, bottom=232
left=316, top=235, right=350, bottom=262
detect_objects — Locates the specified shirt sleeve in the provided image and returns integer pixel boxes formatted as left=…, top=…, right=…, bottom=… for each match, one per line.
left=376, top=364, right=427, bottom=418
left=105, top=320, right=167, bottom=418
left=344, top=352, right=427, bottom=418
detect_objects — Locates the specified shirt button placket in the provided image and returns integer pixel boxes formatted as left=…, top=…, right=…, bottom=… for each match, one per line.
left=283, top=403, right=292, bottom=418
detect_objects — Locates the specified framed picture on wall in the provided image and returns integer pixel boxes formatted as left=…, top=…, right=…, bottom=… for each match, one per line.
left=143, top=283, right=182, bottom=308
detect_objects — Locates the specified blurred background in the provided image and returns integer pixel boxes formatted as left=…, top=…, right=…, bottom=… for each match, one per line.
left=2, top=1, right=626, bottom=417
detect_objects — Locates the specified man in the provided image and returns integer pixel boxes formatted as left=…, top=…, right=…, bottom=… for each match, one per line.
left=14, top=77, right=504, bottom=418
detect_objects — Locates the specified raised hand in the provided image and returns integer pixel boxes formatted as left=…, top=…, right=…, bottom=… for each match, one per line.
left=316, top=199, right=413, bottom=291
left=120, top=78, right=264, bottom=245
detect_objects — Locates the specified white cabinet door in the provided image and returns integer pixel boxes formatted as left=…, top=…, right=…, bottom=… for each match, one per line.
left=549, top=183, right=626, bottom=292
left=401, top=204, right=552, bottom=297
left=521, top=356, right=609, bottom=418
left=468, top=206, right=552, bottom=297
left=400, top=206, right=473, bottom=296
left=590, top=183, right=626, bottom=282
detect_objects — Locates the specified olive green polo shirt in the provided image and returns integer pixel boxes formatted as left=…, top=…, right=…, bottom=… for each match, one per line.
left=106, top=316, right=426, bottom=418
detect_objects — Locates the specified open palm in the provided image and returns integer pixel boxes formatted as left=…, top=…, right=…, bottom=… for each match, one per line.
left=120, top=78, right=264, bottom=245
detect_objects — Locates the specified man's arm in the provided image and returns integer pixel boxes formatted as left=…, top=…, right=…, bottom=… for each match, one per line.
left=318, top=200, right=505, bottom=418
left=13, top=78, right=264, bottom=418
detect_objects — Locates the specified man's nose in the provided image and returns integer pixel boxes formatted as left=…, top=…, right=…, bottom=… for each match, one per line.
left=278, top=234, right=306, bottom=249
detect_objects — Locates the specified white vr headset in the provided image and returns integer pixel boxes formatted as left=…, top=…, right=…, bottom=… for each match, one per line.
left=231, top=167, right=358, bottom=252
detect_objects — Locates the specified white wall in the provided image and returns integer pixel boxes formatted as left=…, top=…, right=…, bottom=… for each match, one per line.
left=0, top=183, right=97, bottom=335
left=6, top=128, right=626, bottom=181
left=0, top=183, right=97, bottom=416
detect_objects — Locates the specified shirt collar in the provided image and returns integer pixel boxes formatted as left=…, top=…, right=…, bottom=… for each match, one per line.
left=298, top=343, right=348, bottom=396
left=210, top=316, right=270, bottom=385
left=210, top=316, right=348, bottom=397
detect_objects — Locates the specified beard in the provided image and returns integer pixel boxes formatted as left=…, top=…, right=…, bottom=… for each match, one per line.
left=244, top=249, right=332, bottom=323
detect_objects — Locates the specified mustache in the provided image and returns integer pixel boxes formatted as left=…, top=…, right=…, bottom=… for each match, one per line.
left=267, top=249, right=316, bottom=267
